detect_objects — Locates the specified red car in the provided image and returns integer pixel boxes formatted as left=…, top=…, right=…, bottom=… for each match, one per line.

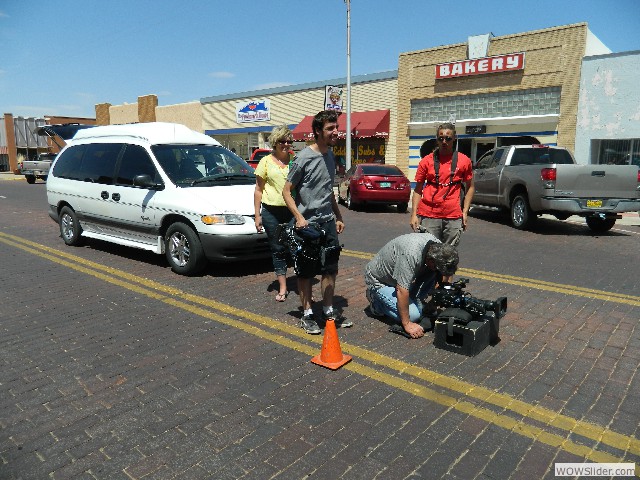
left=247, top=148, right=271, bottom=169
left=338, top=163, right=411, bottom=212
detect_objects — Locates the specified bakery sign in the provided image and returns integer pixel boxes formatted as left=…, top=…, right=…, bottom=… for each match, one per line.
left=436, top=52, right=525, bottom=79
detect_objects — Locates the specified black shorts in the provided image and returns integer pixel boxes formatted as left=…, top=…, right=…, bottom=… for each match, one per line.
left=317, top=218, right=340, bottom=275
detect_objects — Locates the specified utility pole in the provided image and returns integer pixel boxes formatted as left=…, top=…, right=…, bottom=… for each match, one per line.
left=345, top=0, right=352, bottom=171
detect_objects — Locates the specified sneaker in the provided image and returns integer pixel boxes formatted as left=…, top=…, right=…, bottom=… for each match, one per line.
left=298, top=314, right=321, bottom=335
left=324, top=310, right=353, bottom=328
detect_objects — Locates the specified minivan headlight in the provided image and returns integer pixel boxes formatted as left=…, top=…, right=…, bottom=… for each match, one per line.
left=201, top=214, right=245, bottom=225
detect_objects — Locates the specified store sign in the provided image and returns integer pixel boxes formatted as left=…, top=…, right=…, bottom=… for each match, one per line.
left=334, top=140, right=386, bottom=164
left=236, top=99, right=271, bottom=123
left=466, top=125, right=486, bottom=134
left=436, top=52, right=525, bottom=79
left=325, top=85, right=343, bottom=111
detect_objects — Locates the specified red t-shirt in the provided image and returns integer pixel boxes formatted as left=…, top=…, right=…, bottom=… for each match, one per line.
left=414, top=151, right=473, bottom=219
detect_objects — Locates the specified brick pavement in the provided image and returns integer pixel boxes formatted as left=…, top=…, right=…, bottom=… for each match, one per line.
left=0, top=180, right=639, bottom=479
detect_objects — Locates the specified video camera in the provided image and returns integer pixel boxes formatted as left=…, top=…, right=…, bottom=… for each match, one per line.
left=428, top=278, right=507, bottom=320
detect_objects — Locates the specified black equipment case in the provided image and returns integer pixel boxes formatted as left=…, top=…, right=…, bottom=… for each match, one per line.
left=433, top=307, right=500, bottom=356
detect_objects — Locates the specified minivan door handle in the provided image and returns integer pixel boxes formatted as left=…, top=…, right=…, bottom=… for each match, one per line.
left=101, top=191, right=109, bottom=200
left=112, top=193, right=121, bottom=201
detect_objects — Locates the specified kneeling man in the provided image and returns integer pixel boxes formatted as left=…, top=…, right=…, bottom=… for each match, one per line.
left=365, top=233, right=459, bottom=339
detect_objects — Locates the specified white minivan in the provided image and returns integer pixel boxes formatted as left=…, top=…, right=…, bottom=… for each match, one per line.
left=46, top=122, right=270, bottom=275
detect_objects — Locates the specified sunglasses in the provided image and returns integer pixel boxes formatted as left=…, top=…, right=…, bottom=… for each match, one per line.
left=437, top=136, right=454, bottom=143
left=278, top=140, right=294, bottom=145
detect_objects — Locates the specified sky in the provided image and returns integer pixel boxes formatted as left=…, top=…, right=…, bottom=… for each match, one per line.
left=1, top=0, right=639, bottom=119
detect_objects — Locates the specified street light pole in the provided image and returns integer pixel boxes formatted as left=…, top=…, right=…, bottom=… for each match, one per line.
left=345, top=0, right=352, bottom=171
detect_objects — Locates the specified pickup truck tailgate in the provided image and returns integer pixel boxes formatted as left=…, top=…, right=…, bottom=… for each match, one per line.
left=553, top=164, right=639, bottom=198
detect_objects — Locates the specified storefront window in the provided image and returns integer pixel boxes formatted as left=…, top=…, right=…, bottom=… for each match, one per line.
left=333, top=138, right=386, bottom=174
left=597, top=139, right=640, bottom=166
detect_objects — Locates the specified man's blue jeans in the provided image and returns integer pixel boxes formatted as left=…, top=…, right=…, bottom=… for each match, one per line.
left=367, top=278, right=434, bottom=323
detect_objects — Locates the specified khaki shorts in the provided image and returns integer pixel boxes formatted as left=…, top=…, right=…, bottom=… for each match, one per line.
left=419, top=217, right=463, bottom=247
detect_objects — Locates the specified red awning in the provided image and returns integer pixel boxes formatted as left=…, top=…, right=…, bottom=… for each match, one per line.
left=292, top=109, right=390, bottom=141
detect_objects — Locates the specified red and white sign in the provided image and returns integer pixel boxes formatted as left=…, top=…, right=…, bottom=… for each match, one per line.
left=436, top=52, right=526, bottom=79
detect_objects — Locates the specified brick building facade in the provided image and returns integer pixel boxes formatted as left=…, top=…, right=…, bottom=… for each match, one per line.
left=396, top=23, right=610, bottom=179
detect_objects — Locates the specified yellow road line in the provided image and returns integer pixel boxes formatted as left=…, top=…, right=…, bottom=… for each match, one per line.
left=343, top=249, right=640, bottom=306
left=1, top=232, right=638, bottom=462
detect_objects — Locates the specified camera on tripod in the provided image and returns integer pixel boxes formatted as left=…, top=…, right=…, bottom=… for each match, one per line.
left=428, top=278, right=507, bottom=320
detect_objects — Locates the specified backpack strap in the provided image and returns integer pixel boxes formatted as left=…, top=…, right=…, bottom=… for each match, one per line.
left=441, top=150, right=459, bottom=201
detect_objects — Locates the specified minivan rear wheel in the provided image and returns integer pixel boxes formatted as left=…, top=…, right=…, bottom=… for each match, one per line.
left=165, top=222, right=207, bottom=275
left=59, top=206, right=83, bottom=246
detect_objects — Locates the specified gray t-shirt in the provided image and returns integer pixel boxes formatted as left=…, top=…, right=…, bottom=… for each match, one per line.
left=365, top=233, right=440, bottom=290
left=286, top=146, right=336, bottom=223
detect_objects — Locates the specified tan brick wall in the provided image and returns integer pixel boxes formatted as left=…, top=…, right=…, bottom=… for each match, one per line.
left=138, top=95, right=158, bottom=123
left=95, top=104, right=111, bottom=126
left=156, top=102, right=203, bottom=132
left=109, top=103, right=139, bottom=125
left=396, top=23, right=588, bottom=171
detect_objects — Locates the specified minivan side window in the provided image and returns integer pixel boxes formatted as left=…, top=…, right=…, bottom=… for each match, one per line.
left=79, top=143, right=123, bottom=184
left=52, top=144, right=88, bottom=180
left=116, top=144, right=159, bottom=186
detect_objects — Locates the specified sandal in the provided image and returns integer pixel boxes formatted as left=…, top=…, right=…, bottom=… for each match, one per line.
left=275, top=292, right=289, bottom=302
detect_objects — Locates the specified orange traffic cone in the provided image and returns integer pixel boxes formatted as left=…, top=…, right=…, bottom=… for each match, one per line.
left=311, top=318, right=352, bottom=370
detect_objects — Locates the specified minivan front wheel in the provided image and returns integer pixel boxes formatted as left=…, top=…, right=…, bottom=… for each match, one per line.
left=59, top=206, right=83, bottom=246
left=165, top=222, right=207, bottom=275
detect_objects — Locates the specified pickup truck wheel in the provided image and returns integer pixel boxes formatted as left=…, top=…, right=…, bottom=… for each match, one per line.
left=165, top=222, right=207, bottom=275
left=586, top=216, right=616, bottom=233
left=25, top=175, right=36, bottom=184
left=510, top=194, right=535, bottom=229
left=59, top=206, right=83, bottom=246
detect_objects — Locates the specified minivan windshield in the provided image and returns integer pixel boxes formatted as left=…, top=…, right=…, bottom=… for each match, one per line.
left=151, top=144, right=255, bottom=186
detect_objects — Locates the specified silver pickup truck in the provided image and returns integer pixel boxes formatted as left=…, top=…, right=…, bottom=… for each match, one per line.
left=472, top=145, right=640, bottom=232
left=21, top=152, right=57, bottom=184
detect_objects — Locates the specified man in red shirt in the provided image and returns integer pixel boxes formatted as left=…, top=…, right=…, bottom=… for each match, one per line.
left=410, top=123, right=474, bottom=282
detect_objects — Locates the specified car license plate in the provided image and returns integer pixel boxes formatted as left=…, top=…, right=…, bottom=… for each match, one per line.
left=379, top=182, right=391, bottom=188
left=586, top=199, right=603, bottom=208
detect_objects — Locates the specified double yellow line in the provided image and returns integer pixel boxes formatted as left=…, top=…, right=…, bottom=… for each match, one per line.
left=2, top=232, right=639, bottom=469
left=344, top=249, right=640, bottom=307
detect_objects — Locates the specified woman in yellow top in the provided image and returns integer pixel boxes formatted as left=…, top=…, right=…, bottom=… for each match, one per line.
left=254, top=125, right=295, bottom=301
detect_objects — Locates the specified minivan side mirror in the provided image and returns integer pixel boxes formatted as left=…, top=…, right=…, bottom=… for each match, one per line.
left=133, top=174, right=164, bottom=190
